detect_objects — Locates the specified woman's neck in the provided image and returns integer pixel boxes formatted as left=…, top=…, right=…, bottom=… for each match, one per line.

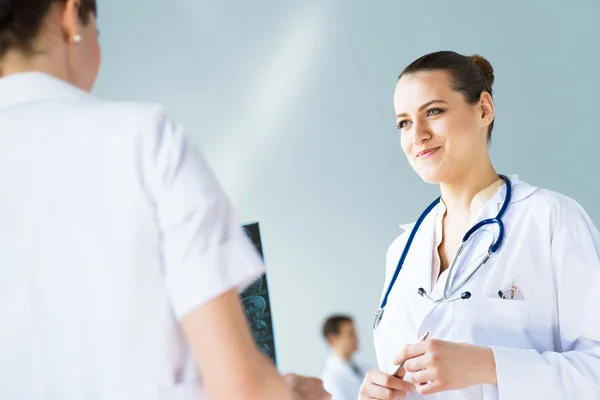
left=439, top=160, right=499, bottom=216
left=0, top=48, right=66, bottom=80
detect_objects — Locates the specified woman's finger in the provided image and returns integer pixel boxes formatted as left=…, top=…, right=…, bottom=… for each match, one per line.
left=363, top=385, right=411, bottom=400
left=392, top=340, right=428, bottom=366
left=409, top=368, right=436, bottom=385
left=403, top=354, right=429, bottom=373
left=366, top=370, right=416, bottom=392
left=416, top=380, right=445, bottom=396
left=360, top=370, right=416, bottom=400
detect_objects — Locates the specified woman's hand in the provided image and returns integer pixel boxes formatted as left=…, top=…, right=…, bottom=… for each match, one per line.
left=358, top=369, right=416, bottom=399
left=393, top=339, right=497, bottom=395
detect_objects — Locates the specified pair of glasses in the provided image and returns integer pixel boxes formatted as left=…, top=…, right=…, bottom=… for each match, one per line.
left=497, top=285, right=522, bottom=300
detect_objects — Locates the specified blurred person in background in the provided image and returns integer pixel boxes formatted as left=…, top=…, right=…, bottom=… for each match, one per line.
left=320, top=315, right=367, bottom=400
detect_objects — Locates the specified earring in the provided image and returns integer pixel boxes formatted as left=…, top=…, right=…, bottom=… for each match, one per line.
left=73, top=34, right=83, bottom=43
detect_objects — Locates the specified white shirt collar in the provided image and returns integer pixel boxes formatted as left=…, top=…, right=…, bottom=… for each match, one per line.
left=0, top=72, right=92, bottom=109
left=398, top=174, right=538, bottom=231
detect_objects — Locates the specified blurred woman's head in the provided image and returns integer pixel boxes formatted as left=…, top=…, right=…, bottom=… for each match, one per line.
left=0, top=0, right=99, bottom=91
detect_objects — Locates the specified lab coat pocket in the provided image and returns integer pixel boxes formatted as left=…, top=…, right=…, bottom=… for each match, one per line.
left=453, top=296, right=530, bottom=350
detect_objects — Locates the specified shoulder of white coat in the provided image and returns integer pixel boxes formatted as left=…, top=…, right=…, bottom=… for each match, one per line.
left=529, top=187, right=595, bottom=228
left=75, top=100, right=189, bottom=155
left=530, top=187, right=582, bottom=211
left=81, top=99, right=172, bottom=132
left=58, top=95, right=169, bottom=134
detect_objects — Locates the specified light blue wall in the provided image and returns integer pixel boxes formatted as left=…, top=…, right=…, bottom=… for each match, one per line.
left=93, top=0, right=600, bottom=376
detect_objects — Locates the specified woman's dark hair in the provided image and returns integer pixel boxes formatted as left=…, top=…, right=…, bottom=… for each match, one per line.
left=0, top=0, right=97, bottom=59
left=398, top=50, right=496, bottom=140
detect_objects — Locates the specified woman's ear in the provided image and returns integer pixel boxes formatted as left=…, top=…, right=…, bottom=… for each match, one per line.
left=479, top=91, right=495, bottom=128
left=58, top=0, right=83, bottom=43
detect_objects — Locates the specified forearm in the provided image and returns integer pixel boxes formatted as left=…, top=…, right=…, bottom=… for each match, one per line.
left=234, top=351, right=293, bottom=400
left=197, top=335, right=293, bottom=400
left=181, top=289, right=293, bottom=400
left=477, top=347, right=497, bottom=386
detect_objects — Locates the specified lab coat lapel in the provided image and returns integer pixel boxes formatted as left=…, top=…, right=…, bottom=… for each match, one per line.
left=443, top=175, right=537, bottom=292
left=453, top=175, right=539, bottom=285
left=401, top=205, right=441, bottom=325
left=415, top=175, right=541, bottom=340
left=414, top=201, right=499, bottom=340
left=447, top=208, right=498, bottom=290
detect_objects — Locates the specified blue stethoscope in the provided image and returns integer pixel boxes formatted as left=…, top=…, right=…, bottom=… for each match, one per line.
left=373, top=174, right=512, bottom=329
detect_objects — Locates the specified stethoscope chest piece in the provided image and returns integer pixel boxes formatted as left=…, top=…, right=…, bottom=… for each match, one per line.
left=373, top=308, right=384, bottom=329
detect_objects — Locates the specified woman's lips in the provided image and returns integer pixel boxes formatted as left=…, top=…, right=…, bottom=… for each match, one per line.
left=417, top=147, right=440, bottom=159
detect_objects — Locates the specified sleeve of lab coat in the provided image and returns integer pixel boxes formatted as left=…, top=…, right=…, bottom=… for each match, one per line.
left=490, top=195, right=600, bottom=399
left=138, top=106, right=265, bottom=320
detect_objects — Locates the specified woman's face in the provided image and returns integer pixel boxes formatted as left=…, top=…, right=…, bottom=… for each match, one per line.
left=393, top=70, right=492, bottom=184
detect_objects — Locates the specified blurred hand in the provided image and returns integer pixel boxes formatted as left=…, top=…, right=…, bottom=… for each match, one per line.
left=358, top=369, right=416, bottom=399
left=283, top=373, right=331, bottom=400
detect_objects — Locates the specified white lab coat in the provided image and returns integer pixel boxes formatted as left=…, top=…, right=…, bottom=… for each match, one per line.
left=0, top=72, right=265, bottom=399
left=320, top=354, right=365, bottom=400
left=373, top=175, right=600, bottom=399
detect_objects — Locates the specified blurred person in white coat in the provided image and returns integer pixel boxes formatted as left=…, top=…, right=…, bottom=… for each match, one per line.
left=320, top=315, right=367, bottom=400
left=0, top=1, right=329, bottom=399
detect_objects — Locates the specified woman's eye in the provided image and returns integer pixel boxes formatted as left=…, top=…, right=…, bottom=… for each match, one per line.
left=397, top=120, right=410, bottom=129
left=426, top=108, right=443, bottom=117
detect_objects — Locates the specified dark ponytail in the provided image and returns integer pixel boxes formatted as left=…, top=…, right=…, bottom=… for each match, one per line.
left=0, top=0, right=96, bottom=59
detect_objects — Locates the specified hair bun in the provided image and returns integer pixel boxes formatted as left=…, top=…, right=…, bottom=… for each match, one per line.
left=470, top=54, right=495, bottom=87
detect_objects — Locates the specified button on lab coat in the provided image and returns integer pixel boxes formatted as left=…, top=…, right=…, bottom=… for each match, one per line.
left=0, top=72, right=265, bottom=399
left=320, top=354, right=365, bottom=400
left=374, top=176, right=600, bottom=399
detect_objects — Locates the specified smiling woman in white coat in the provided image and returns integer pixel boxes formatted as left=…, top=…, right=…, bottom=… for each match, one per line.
left=0, top=1, right=331, bottom=399
left=358, top=51, right=600, bottom=400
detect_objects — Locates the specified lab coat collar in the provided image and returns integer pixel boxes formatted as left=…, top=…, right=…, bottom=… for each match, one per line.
left=494, top=174, right=538, bottom=205
left=398, top=174, right=538, bottom=231
left=326, top=353, right=352, bottom=367
left=0, top=71, right=92, bottom=109
left=325, top=353, right=363, bottom=377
